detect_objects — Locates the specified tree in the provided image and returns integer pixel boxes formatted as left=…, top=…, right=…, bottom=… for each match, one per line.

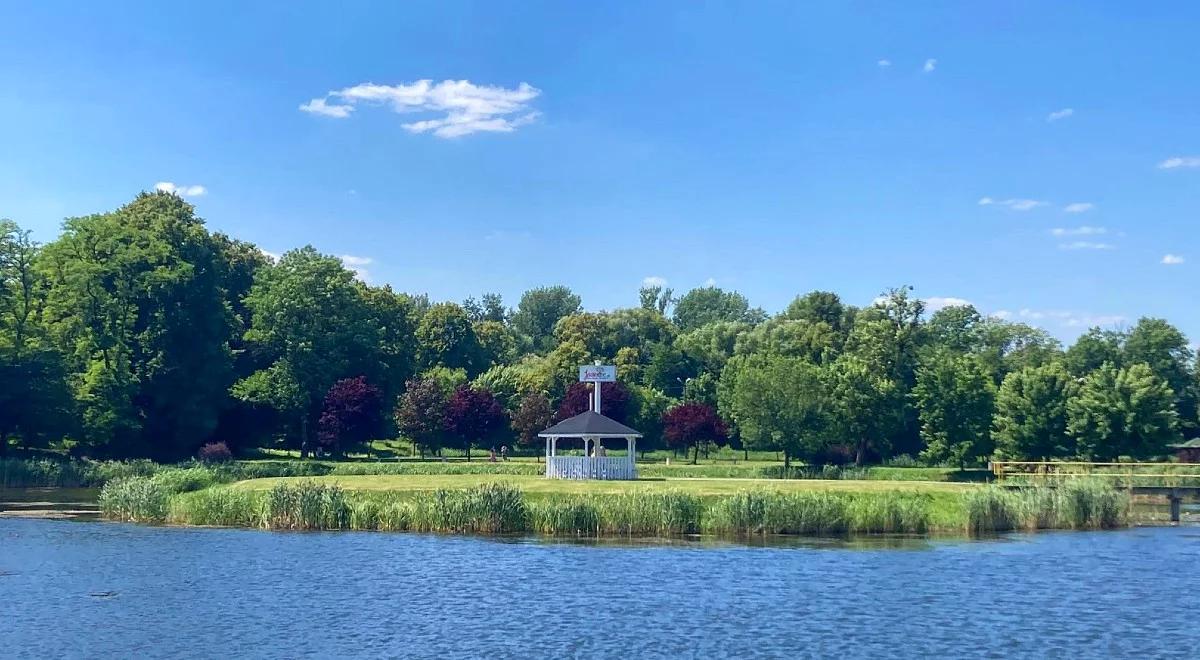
left=639, top=285, right=674, bottom=315
left=557, top=381, right=632, bottom=423
left=782, top=291, right=846, bottom=336
left=628, top=384, right=674, bottom=456
left=510, top=391, right=554, bottom=460
left=826, top=354, right=902, bottom=466
left=0, top=220, right=74, bottom=454
left=676, top=321, right=749, bottom=373
left=444, top=386, right=507, bottom=460
left=511, top=286, right=581, bottom=352
left=912, top=353, right=996, bottom=468
left=662, top=402, right=727, bottom=464
left=40, top=193, right=236, bottom=459
left=734, top=318, right=839, bottom=364
left=1124, top=317, right=1196, bottom=430
left=719, top=354, right=830, bottom=470
left=992, top=363, right=1076, bottom=460
left=317, top=376, right=384, bottom=456
left=395, top=378, right=449, bottom=458
left=926, top=304, right=984, bottom=354
left=474, top=320, right=518, bottom=371
left=672, top=286, right=765, bottom=332
left=416, top=302, right=482, bottom=375
left=1067, top=362, right=1180, bottom=460
left=463, top=293, right=507, bottom=323
left=233, top=246, right=375, bottom=451
left=643, top=341, right=697, bottom=395
left=1065, top=327, right=1124, bottom=376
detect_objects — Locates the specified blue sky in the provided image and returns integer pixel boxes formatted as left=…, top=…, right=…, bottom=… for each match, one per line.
left=1, top=2, right=1197, bottom=342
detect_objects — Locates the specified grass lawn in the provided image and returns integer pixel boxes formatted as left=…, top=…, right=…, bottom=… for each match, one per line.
left=230, top=473, right=975, bottom=497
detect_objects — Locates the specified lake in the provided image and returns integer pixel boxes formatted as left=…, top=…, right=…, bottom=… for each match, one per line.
left=2, top=518, right=1198, bottom=659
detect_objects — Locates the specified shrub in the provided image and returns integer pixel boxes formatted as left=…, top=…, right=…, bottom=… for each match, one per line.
left=197, top=442, right=233, bottom=463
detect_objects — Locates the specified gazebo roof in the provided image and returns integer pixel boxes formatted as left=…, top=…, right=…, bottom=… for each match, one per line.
left=1169, top=438, right=1200, bottom=449
left=538, top=411, right=642, bottom=438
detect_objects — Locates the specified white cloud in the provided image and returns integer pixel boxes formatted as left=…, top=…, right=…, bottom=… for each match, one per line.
left=642, top=276, right=668, bottom=288
left=1059, top=241, right=1115, bottom=250
left=340, top=255, right=373, bottom=282
left=1162, top=254, right=1186, bottom=265
left=1158, top=156, right=1200, bottom=170
left=1050, top=226, right=1106, bottom=236
left=261, top=249, right=280, bottom=262
left=1046, top=108, right=1074, bottom=122
left=155, top=181, right=207, bottom=197
left=703, top=277, right=718, bottom=287
left=1063, top=202, right=1094, bottom=213
left=877, top=59, right=892, bottom=67
left=925, top=296, right=972, bottom=312
left=992, top=310, right=1013, bottom=320
left=978, top=197, right=1047, bottom=211
left=300, top=79, right=541, bottom=138
left=298, top=97, right=354, bottom=118
left=923, top=59, right=937, bottom=73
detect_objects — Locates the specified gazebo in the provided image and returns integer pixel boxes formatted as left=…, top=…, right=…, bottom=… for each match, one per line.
left=538, top=411, right=642, bottom=480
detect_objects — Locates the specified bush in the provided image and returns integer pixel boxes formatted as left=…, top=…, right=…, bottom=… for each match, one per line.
left=197, top=442, right=233, bottom=463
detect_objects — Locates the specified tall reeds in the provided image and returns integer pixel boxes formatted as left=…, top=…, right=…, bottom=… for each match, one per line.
left=962, top=480, right=1128, bottom=535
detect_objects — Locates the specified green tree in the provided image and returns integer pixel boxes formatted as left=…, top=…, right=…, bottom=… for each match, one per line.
left=233, top=246, right=374, bottom=451
left=0, top=220, right=73, bottom=454
left=672, top=286, right=766, bottom=332
left=912, top=353, right=996, bottom=468
left=416, top=302, right=482, bottom=375
left=719, top=354, right=830, bottom=470
left=1065, top=327, right=1124, bottom=376
left=462, top=292, right=507, bottom=323
left=511, top=285, right=581, bottom=352
left=1067, top=362, right=1180, bottom=460
left=1124, top=317, right=1196, bottom=430
left=992, top=363, right=1076, bottom=460
left=638, top=284, right=674, bottom=315
left=734, top=318, right=839, bottom=364
left=40, top=193, right=236, bottom=458
left=826, top=354, right=902, bottom=466
left=676, top=321, right=749, bottom=373
left=783, top=291, right=846, bottom=336
left=926, top=304, right=983, bottom=354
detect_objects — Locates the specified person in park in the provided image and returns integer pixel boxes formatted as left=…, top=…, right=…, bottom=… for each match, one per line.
left=500, top=445, right=509, bottom=461
left=488, top=447, right=497, bottom=462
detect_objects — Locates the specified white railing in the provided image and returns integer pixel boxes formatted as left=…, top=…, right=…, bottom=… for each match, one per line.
left=546, top=456, right=637, bottom=480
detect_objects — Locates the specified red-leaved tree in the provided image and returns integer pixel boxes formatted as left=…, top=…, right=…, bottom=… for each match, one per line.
left=511, top=391, right=554, bottom=460
left=395, top=378, right=449, bottom=458
left=317, top=376, right=384, bottom=456
left=556, top=381, right=631, bottom=423
left=662, top=402, right=728, bottom=464
left=444, top=386, right=507, bottom=461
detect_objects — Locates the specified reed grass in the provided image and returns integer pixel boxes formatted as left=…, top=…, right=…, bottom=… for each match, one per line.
left=963, top=480, right=1128, bottom=535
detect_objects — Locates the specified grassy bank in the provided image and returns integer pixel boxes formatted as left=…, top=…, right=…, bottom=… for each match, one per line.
left=3, top=456, right=991, bottom=489
left=99, top=470, right=1129, bottom=537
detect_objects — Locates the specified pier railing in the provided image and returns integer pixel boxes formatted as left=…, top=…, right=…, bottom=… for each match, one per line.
left=992, top=461, right=1200, bottom=488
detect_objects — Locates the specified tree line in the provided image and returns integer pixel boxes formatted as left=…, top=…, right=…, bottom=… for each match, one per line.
left=1, top=192, right=1195, bottom=465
